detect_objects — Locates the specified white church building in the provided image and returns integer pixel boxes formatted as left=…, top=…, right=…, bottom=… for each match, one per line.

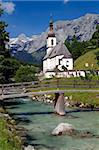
left=43, top=18, right=73, bottom=78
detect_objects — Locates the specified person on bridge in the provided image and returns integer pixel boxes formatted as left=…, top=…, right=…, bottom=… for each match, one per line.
left=54, top=92, right=66, bottom=116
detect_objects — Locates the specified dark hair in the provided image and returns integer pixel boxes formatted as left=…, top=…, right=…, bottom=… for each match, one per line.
left=54, top=93, right=59, bottom=108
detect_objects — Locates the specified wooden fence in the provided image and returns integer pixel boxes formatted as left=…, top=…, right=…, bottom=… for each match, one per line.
left=0, top=79, right=99, bottom=95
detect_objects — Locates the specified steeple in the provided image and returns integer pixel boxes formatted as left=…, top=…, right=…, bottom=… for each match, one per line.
left=46, top=15, right=56, bottom=54
left=49, top=14, right=53, bottom=31
left=47, top=14, right=55, bottom=38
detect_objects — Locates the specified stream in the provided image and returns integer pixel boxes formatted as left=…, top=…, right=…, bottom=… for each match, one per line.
left=6, top=97, right=99, bottom=150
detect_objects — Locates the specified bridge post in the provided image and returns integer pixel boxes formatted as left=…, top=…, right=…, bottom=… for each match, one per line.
left=73, top=79, right=77, bottom=88
left=56, top=78, right=59, bottom=89
left=1, top=85, right=4, bottom=96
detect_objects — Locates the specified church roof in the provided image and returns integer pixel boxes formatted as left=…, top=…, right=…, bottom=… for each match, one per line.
left=43, top=41, right=72, bottom=60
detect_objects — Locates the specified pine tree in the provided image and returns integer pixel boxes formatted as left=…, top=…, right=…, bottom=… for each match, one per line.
left=0, top=7, right=10, bottom=57
left=90, top=24, right=99, bottom=48
left=0, top=7, right=21, bottom=83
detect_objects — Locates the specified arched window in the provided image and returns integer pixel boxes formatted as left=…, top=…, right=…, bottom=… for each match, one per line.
left=51, top=39, right=54, bottom=45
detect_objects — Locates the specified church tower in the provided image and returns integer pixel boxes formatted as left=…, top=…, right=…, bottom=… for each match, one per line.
left=46, top=16, right=56, bottom=54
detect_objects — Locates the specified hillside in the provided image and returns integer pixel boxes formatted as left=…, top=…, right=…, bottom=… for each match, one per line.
left=74, top=48, right=99, bottom=70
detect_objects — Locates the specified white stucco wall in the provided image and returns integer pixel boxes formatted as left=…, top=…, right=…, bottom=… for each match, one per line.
left=44, top=71, right=86, bottom=78
left=46, top=37, right=56, bottom=54
left=43, top=59, right=51, bottom=73
left=43, top=56, right=73, bottom=73
left=47, top=37, right=56, bottom=47
left=49, top=57, right=56, bottom=70
left=43, top=60, right=46, bottom=73
left=44, top=72, right=55, bottom=78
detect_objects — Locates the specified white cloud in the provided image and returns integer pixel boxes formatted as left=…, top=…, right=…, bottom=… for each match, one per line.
left=0, top=1, right=15, bottom=14
left=64, top=0, right=69, bottom=4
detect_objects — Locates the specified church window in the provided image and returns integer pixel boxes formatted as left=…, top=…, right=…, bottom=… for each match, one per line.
left=66, top=64, right=69, bottom=67
left=59, top=59, right=61, bottom=65
left=51, top=39, right=54, bottom=45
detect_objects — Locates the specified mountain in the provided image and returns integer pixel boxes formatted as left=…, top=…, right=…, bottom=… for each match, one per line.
left=10, top=13, right=99, bottom=64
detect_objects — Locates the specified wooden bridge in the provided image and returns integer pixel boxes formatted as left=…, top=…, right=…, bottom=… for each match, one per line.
left=0, top=79, right=99, bottom=100
left=0, top=90, right=99, bottom=100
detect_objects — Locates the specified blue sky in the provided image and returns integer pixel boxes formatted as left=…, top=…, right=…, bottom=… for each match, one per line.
left=1, top=1, right=99, bottom=37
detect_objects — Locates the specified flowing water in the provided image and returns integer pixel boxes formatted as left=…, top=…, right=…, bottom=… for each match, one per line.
left=6, top=97, right=99, bottom=150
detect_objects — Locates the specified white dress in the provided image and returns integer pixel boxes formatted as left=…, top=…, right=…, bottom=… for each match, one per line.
left=54, top=94, right=65, bottom=116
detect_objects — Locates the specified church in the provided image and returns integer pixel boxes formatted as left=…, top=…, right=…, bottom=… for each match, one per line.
left=43, top=18, right=73, bottom=78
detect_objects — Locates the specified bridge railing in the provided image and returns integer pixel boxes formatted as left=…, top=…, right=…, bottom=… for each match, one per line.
left=0, top=79, right=99, bottom=95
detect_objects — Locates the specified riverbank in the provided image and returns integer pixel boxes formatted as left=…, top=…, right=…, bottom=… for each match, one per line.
left=0, top=104, right=35, bottom=150
left=31, top=91, right=99, bottom=109
left=0, top=106, right=22, bottom=150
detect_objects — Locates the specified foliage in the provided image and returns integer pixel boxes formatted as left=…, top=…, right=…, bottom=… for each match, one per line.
left=65, top=24, right=99, bottom=61
left=95, top=50, right=99, bottom=65
left=15, top=65, right=39, bottom=82
left=0, top=118, right=22, bottom=150
left=90, top=24, right=99, bottom=48
left=0, top=19, right=10, bottom=58
left=65, top=35, right=89, bottom=60
left=0, top=8, right=21, bottom=83
left=0, top=58, right=21, bottom=83
left=65, top=92, right=99, bottom=107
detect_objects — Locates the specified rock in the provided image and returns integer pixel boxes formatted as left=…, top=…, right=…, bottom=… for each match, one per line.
left=52, top=123, right=75, bottom=136
left=75, top=101, right=81, bottom=107
left=32, top=97, right=36, bottom=100
left=24, top=145, right=35, bottom=150
left=46, top=99, right=50, bottom=103
left=50, top=100, right=53, bottom=104
left=65, top=101, right=70, bottom=107
left=3, top=113, right=11, bottom=120
left=79, top=103, right=85, bottom=108
left=46, top=95, right=52, bottom=98
left=10, top=119, right=16, bottom=125
left=52, top=123, right=99, bottom=138
left=0, top=107, right=5, bottom=113
left=65, top=96, right=68, bottom=100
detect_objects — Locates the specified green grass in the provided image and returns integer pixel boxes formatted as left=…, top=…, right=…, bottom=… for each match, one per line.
left=28, top=87, right=99, bottom=92
left=27, top=77, right=99, bottom=92
left=74, top=48, right=99, bottom=70
left=0, top=118, right=22, bottom=150
left=29, top=87, right=99, bottom=107
left=65, top=92, right=99, bottom=107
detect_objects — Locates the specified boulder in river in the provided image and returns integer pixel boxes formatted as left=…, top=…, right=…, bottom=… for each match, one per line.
left=24, top=145, right=35, bottom=150
left=52, top=123, right=75, bottom=135
left=52, top=123, right=99, bottom=138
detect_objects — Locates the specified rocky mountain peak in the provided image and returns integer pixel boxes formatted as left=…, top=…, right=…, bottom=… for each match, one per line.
left=10, top=13, right=99, bottom=54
